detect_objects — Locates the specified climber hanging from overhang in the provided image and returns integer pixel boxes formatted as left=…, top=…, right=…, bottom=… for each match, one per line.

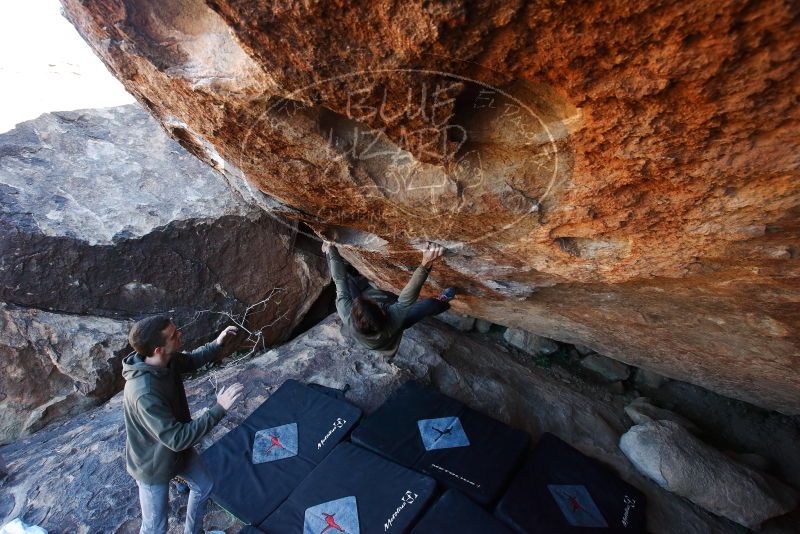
left=322, top=240, right=456, bottom=357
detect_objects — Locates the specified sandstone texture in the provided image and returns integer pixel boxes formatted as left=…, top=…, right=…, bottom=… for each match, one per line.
left=0, top=105, right=329, bottom=443
left=620, top=420, right=799, bottom=529
left=0, top=315, right=756, bottom=533
left=59, top=1, right=800, bottom=413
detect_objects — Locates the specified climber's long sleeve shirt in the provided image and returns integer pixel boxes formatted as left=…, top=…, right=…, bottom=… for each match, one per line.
left=327, top=245, right=430, bottom=351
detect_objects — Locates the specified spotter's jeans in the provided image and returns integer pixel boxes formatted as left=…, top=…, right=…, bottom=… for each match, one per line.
left=135, top=449, right=213, bottom=534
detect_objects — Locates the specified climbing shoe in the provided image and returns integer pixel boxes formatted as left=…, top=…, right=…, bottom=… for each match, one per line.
left=437, top=287, right=457, bottom=302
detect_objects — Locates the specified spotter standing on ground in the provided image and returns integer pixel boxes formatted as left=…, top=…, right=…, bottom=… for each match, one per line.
left=122, top=316, right=244, bottom=534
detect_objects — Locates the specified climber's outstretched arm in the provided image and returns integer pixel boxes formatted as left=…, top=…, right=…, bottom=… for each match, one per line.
left=394, top=243, right=444, bottom=311
left=323, top=242, right=353, bottom=320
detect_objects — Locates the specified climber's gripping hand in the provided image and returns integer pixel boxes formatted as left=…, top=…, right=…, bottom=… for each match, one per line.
left=421, top=242, right=444, bottom=269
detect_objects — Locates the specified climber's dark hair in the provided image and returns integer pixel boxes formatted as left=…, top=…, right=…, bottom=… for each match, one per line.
left=351, top=297, right=386, bottom=335
left=128, top=315, right=172, bottom=357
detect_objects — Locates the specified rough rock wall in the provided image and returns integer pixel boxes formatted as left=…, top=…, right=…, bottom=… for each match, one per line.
left=60, top=0, right=800, bottom=413
left=0, top=105, right=329, bottom=443
left=0, top=304, right=130, bottom=444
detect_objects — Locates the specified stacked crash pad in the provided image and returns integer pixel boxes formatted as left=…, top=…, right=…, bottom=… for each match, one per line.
left=411, top=489, right=514, bottom=533
left=350, top=380, right=529, bottom=505
left=202, top=379, right=361, bottom=525
left=495, top=433, right=647, bottom=533
left=258, top=442, right=437, bottom=533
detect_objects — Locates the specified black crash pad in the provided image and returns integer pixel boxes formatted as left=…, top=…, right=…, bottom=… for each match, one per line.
left=411, top=489, right=514, bottom=533
left=259, top=442, right=437, bottom=534
left=495, top=433, right=647, bottom=533
left=202, top=379, right=362, bottom=525
left=350, top=380, right=528, bottom=504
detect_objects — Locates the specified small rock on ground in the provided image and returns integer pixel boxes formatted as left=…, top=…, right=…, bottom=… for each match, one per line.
left=474, top=319, right=493, bottom=333
left=634, top=368, right=671, bottom=390
left=580, top=353, right=632, bottom=381
left=436, top=311, right=476, bottom=331
left=503, top=328, right=559, bottom=356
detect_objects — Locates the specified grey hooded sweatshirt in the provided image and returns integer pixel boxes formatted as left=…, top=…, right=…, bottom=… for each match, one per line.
left=122, top=342, right=225, bottom=484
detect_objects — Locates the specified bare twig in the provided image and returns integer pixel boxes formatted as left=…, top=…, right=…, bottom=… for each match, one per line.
left=174, top=288, right=290, bottom=393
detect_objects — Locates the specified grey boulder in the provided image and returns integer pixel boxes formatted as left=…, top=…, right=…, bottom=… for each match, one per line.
left=0, top=105, right=328, bottom=342
left=581, top=353, right=632, bottom=381
left=634, top=368, right=671, bottom=390
left=620, top=420, right=799, bottom=529
left=624, top=397, right=700, bottom=434
left=503, top=327, right=559, bottom=356
left=0, top=105, right=329, bottom=443
left=474, top=319, right=493, bottom=333
left=436, top=311, right=476, bottom=331
left=0, top=303, right=130, bottom=444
